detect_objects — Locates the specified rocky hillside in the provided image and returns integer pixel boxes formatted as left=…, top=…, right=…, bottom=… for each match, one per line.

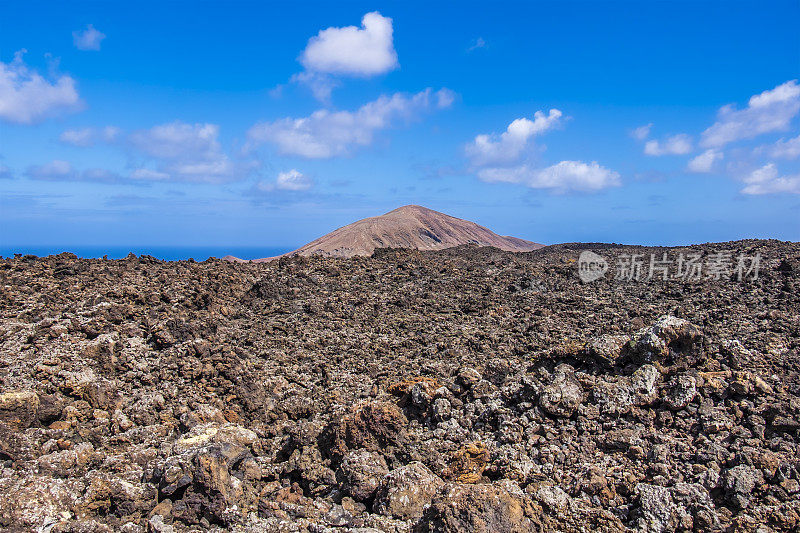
left=228, top=205, right=542, bottom=261
left=0, top=240, right=799, bottom=532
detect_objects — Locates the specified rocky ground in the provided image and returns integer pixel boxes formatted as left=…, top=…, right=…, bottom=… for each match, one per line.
left=0, top=239, right=798, bottom=532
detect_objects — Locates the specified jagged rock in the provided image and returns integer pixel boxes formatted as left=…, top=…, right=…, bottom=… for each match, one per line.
left=443, top=442, right=490, bottom=483
left=634, top=484, right=677, bottom=533
left=669, top=483, right=721, bottom=531
left=336, top=449, right=389, bottom=502
left=593, top=378, right=634, bottom=416
left=155, top=441, right=252, bottom=525
left=148, top=514, right=175, bottom=533
left=0, top=390, right=39, bottom=429
left=720, top=339, right=755, bottom=370
left=324, top=401, right=408, bottom=461
left=432, top=398, right=452, bottom=422
left=538, top=364, right=583, bottom=418
left=630, top=315, right=702, bottom=363
left=456, top=367, right=483, bottom=390
left=373, top=462, right=443, bottom=520
left=530, top=484, right=571, bottom=513
left=634, top=482, right=721, bottom=533
left=415, top=483, right=542, bottom=533
left=1, top=242, right=798, bottom=531
left=663, top=375, right=697, bottom=410
left=630, top=364, right=661, bottom=404
left=724, top=465, right=764, bottom=509
left=585, top=334, right=629, bottom=366
left=388, top=377, right=440, bottom=398
left=593, top=363, right=660, bottom=416
left=0, top=474, right=85, bottom=531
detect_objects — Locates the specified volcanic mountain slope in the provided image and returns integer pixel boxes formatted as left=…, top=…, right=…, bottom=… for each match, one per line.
left=232, top=205, right=542, bottom=261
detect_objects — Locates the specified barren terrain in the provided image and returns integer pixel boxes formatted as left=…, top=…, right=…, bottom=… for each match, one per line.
left=1, top=240, right=799, bottom=532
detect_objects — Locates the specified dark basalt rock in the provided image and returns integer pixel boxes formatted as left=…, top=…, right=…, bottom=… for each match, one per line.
left=0, top=240, right=797, bottom=531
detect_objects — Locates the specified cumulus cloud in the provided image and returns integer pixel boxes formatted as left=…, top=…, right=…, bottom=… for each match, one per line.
left=740, top=163, right=800, bottom=195
left=701, top=80, right=800, bottom=148
left=478, top=160, right=620, bottom=193
left=59, top=126, right=120, bottom=147
left=0, top=164, right=12, bottom=179
left=276, top=169, right=312, bottom=190
left=300, top=12, right=397, bottom=76
left=73, top=24, right=106, bottom=51
left=631, top=123, right=652, bottom=141
left=257, top=169, right=313, bottom=192
left=25, top=160, right=120, bottom=183
left=465, top=111, right=618, bottom=193
left=644, top=134, right=693, bottom=156
left=465, top=110, right=563, bottom=167
left=0, top=50, right=81, bottom=124
left=247, top=88, right=454, bottom=158
left=129, top=122, right=239, bottom=183
left=768, top=135, right=800, bottom=159
left=293, top=12, right=398, bottom=101
left=687, top=149, right=724, bottom=173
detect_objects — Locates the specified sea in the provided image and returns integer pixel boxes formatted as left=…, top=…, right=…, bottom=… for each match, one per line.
left=0, top=246, right=294, bottom=261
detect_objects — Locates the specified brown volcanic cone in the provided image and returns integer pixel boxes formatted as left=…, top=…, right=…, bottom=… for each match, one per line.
left=231, top=205, right=542, bottom=261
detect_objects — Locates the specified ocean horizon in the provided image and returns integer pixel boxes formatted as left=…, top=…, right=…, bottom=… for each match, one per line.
left=0, top=245, right=295, bottom=261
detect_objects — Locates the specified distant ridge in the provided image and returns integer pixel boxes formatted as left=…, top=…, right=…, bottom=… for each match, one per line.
left=225, top=205, right=542, bottom=262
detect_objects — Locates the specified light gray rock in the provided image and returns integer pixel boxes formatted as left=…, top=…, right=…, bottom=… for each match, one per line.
left=432, top=398, right=452, bottom=422
left=336, top=449, right=389, bottom=502
left=663, top=375, right=697, bottom=410
left=539, top=364, right=583, bottom=418
left=373, top=462, right=443, bottom=520
left=724, top=464, right=763, bottom=509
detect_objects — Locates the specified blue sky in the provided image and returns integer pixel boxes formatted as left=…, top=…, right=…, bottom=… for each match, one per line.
left=1, top=0, right=799, bottom=252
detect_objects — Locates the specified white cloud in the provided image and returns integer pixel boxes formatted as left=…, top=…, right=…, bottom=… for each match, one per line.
left=129, top=121, right=238, bottom=183
left=0, top=50, right=81, bottom=124
left=130, top=122, right=221, bottom=160
left=465, top=110, right=563, bottom=167
left=130, top=168, right=171, bottom=181
left=769, top=135, right=800, bottom=159
left=687, top=149, right=724, bottom=173
left=478, top=160, right=620, bottom=193
left=276, top=169, right=312, bottom=190
left=300, top=12, right=397, bottom=77
left=644, top=134, right=692, bottom=156
left=247, top=88, right=454, bottom=158
left=289, top=71, right=340, bottom=102
left=701, top=80, right=800, bottom=148
left=0, top=164, right=13, bottom=179
left=293, top=12, right=398, bottom=101
left=73, top=24, right=106, bottom=51
left=257, top=169, right=314, bottom=192
left=631, top=123, right=652, bottom=140
left=25, top=160, right=119, bottom=183
left=60, top=127, right=94, bottom=147
left=741, top=163, right=800, bottom=195
left=26, top=159, right=74, bottom=180
left=59, top=126, right=120, bottom=147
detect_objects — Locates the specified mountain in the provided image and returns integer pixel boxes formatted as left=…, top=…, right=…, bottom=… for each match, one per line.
left=226, top=205, right=542, bottom=262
